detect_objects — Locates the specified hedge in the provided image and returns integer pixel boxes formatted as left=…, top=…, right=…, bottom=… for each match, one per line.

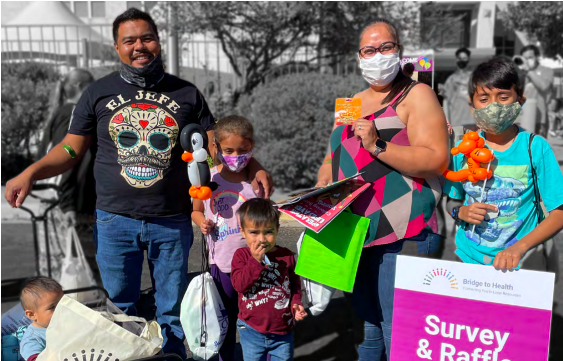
left=236, top=72, right=365, bottom=190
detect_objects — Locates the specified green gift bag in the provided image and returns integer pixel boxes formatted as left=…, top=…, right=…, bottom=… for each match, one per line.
left=295, top=209, right=370, bottom=292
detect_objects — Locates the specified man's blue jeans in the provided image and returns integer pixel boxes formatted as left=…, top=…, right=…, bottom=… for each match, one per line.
left=236, top=319, right=293, bottom=361
left=94, top=209, right=193, bottom=359
left=352, top=230, right=441, bottom=361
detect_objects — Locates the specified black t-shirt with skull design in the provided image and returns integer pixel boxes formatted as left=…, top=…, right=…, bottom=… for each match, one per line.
left=68, top=72, right=215, bottom=217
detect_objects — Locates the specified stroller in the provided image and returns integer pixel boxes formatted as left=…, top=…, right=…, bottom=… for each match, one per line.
left=1, top=183, right=76, bottom=304
left=1, top=184, right=182, bottom=361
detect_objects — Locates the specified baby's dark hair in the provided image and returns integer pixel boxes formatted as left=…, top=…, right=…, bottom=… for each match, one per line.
left=468, top=57, right=523, bottom=103
left=20, top=276, right=63, bottom=310
left=214, top=115, right=254, bottom=144
left=237, top=198, right=280, bottom=230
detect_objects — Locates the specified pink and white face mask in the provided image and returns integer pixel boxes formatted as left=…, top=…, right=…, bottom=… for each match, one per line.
left=217, top=149, right=253, bottom=173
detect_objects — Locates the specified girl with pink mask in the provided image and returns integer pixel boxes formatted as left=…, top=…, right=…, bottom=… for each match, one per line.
left=191, top=115, right=262, bottom=361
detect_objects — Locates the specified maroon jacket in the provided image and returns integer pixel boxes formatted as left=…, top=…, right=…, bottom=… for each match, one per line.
left=231, top=246, right=303, bottom=335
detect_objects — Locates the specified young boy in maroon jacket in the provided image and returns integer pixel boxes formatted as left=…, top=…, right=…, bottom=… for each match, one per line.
left=231, top=198, right=307, bottom=361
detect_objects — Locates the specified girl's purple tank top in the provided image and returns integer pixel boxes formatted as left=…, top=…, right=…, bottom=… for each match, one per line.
left=203, top=167, right=259, bottom=272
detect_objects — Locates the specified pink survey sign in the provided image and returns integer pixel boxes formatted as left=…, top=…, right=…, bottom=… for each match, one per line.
left=391, top=256, right=554, bottom=361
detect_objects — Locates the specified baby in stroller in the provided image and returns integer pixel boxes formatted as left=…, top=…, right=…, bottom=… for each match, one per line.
left=19, top=277, right=63, bottom=361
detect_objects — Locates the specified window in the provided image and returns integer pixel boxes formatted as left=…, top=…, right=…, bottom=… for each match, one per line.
left=74, top=1, right=89, bottom=17
left=494, top=33, right=515, bottom=57
left=422, top=9, right=472, bottom=48
left=126, top=1, right=143, bottom=10
left=74, top=1, right=90, bottom=18
left=91, top=1, right=106, bottom=18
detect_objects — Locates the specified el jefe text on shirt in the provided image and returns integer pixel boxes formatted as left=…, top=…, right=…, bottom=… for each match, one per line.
left=105, top=90, right=181, bottom=113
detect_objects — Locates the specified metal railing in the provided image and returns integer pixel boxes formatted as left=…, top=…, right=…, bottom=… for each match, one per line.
left=1, top=23, right=366, bottom=110
left=1, top=24, right=118, bottom=71
left=1, top=23, right=340, bottom=116
left=0, top=23, right=339, bottom=77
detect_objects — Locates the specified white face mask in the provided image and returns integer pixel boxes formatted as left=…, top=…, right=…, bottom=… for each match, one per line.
left=358, top=52, right=401, bottom=87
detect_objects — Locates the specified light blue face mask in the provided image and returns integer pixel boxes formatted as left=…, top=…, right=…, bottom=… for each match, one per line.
left=473, top=102, right=522, bottom=134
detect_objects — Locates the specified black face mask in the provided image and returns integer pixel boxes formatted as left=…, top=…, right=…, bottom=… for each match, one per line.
left=120, top=53, right=165, bottom=88
left=457, top=60, right=469, bottom=69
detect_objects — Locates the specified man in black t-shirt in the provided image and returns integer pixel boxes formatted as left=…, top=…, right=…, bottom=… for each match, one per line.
left=5, top=8, right=273, bottom=359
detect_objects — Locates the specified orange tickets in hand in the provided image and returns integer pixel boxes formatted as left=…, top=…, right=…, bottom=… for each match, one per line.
left=335, top=98, right=362, bottom=126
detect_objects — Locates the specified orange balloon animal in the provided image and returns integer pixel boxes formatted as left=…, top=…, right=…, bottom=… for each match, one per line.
left=443, top=132, right=494, bottom=183
left=450, top=132, right=484, bottom=156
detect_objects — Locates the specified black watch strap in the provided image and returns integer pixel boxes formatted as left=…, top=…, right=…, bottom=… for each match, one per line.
left=372, top=139, right=387, bottom=157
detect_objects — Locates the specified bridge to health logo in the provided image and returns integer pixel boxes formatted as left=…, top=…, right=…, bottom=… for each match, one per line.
left=423, top=268, right=458, bottom=289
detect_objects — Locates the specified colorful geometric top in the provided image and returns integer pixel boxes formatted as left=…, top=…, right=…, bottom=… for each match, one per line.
left=330, top=83, right=442, bottom=247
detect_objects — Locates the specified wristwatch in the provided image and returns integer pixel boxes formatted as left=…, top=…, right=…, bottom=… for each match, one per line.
left=372, top=139, right=387, bottom=157
left=451, top=206, right=461, bottom=224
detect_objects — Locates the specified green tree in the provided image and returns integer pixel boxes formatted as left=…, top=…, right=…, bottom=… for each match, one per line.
left=153, top=2, right=316, bottom=104
left=501, top=2, right=563, bottom=58
left=1, top=62, right=60, bottom=183
left=152, top=1, right=462, bottom=103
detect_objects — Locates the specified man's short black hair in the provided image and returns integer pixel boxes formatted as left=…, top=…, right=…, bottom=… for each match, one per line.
left=455, top=47, right=471, bottom=58
left=112, top=7, right=159, bottom=44
left=468, top=56, right=523, bottom=102
left=520, top=44, right=540, bottom=57
left=237, top=198, right=280, bottom=230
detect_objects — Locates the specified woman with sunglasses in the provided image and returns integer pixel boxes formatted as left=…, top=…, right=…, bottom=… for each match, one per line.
left=316, top=19, right=449, bottom=360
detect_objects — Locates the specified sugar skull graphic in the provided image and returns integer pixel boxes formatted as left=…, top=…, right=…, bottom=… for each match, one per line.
left=109, top=103, right=179, bottom=188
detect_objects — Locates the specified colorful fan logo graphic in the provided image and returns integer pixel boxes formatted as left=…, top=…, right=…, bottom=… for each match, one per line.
left=418, top=57, right=432, bottom=70
left=423, top=268, right=458, bottom=289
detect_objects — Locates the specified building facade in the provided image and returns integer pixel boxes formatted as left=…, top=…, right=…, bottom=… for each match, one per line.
left=2, top=1, right=562, bottom=98
left=423, top=1, right=562, bottom=97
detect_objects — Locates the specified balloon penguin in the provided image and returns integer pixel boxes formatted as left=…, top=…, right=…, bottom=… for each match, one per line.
left=443, top=132, right=495, bottom=183
left=180, top=124, right=216, bottom=200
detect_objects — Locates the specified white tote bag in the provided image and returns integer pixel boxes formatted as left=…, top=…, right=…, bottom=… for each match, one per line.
left=181, top=272, right=228, bottom=361
left=297, top=231, right=336, bottom=316
left=301, top=278, right=336, bottom=316
left=59, top=227, right=99, bottom=302
left=37, top=296, right=162, bottom=361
